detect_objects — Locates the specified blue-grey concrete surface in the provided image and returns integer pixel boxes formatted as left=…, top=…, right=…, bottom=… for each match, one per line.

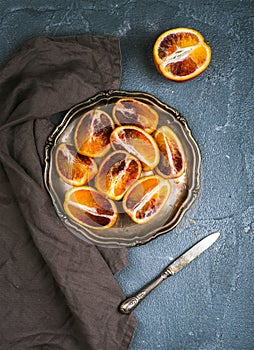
left=1, top=1, right=253, bottom=349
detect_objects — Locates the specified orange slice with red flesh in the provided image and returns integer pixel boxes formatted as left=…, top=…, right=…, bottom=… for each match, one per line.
left=154, top=126, right=185, bottom=179
left=55, top=143, right=97, bottom=186
left=64, top=186, right=118, bottom=230
left=122, top=175, right=171, bottom=224
left=153, top=27, right=211, bottom=81
left=112, top=98, right=159, bottom=134
left=110, top=125, right=160, bottom=171
left=74, top=109, right=114, bottom=158
left=95, top=150, right=142, bottom=201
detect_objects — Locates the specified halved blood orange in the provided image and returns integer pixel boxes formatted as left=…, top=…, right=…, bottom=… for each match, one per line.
left=110, top=125, right=160, bottom=171
left=153, top=28, right=211, bottom=81
left=74, top=109, right=114, bottom=158
left=55, top=143, right=97, bottom=186
left=154, top=126, right=185, bottom=178
left=95, top=150, right=142, bottom=201
left=112, top=98, right=159, bottom=134
left=122, top=175, right=171, bottom=224
left=64, top=186, right=118, bottom=230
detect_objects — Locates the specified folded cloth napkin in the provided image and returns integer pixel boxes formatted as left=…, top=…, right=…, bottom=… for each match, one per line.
left=0, top=35, right=137, bottom=350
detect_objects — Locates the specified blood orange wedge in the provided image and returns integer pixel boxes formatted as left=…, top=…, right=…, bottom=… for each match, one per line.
left=110, top=125, right=160, bottom=171
left=95, top=150, right=142, bottom=201
left=122, top=175, right=171, bottom=224
left=112, top=98, right=159, bottom=134
left=74, top=109, right=114, bottom=158
left=154, top=126, right=185, bottom=178
left=64, top=186, right=118, bottom=230
left=55, top=143, right=97, bottom=186
left=153, top=27, right=211, bottom=81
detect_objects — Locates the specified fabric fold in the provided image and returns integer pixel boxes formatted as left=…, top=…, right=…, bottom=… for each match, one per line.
left=0, top=35, right=136, bottom=350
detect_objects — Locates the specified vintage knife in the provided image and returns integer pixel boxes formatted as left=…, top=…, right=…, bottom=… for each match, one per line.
left=119, top=231, right=220, bottom=314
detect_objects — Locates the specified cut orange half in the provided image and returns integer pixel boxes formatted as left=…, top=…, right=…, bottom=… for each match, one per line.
left=122, top=175, right=171, bottom=224
left=64, top=186, right=118, bottom=230
left=74, top=109, right=114, bottom=158
left=153, top=27, right=211, bottom=81
left=55, top=143, right=97, bottom=186
left=95, top=150, right=142, bottom=201
left=110, top=125, right=160, bottom=171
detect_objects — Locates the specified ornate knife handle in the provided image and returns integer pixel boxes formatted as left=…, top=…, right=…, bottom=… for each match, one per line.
left=119, top=267, right=174, bottom=314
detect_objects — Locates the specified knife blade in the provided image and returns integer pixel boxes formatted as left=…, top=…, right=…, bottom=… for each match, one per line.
left=119, top=231, right=220, bottom=314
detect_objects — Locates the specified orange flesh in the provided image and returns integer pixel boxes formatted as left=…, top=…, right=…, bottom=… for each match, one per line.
left=56, top=144, right=96, bottom=185
left=105, top=158, right=140, bottom=197
left=75, top=110, right=114, bottom=157
left=155, top=128, right=185, bottom=178
left=113, top=99, right=158, bottom=133
left=111, top=127, right=159, bottom=169
left=154, top=28, right=211, bottom=80
left=66, top=203, right=111, bottom=227
left=124, top=176, right=171, bottom=223
left=158, top=32, right=199, bottom=59
left=96, top=151, right=141, bottom=200
left=65, top=189, right=116, bottom=228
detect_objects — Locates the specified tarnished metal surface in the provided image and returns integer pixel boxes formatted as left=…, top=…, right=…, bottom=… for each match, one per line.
left=119, top=232, right=220, bottom=313
left=44, top=90, right=201, bottom=247
left=169, top=232, right=220, bottom=274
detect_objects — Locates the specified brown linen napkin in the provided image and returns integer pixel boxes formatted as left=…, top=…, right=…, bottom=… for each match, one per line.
left=0, top=35, right=137, bottom=350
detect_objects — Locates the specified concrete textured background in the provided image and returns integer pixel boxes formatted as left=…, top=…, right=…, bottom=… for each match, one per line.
left=0, top=1, right=253, bottom=349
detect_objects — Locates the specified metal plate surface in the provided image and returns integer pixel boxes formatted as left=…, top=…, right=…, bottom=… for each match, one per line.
left=44, top=90, right=201, bottom=247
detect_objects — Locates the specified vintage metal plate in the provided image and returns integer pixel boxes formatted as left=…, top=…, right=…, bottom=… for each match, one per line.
left=44, top=90, right=201, bottom=247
